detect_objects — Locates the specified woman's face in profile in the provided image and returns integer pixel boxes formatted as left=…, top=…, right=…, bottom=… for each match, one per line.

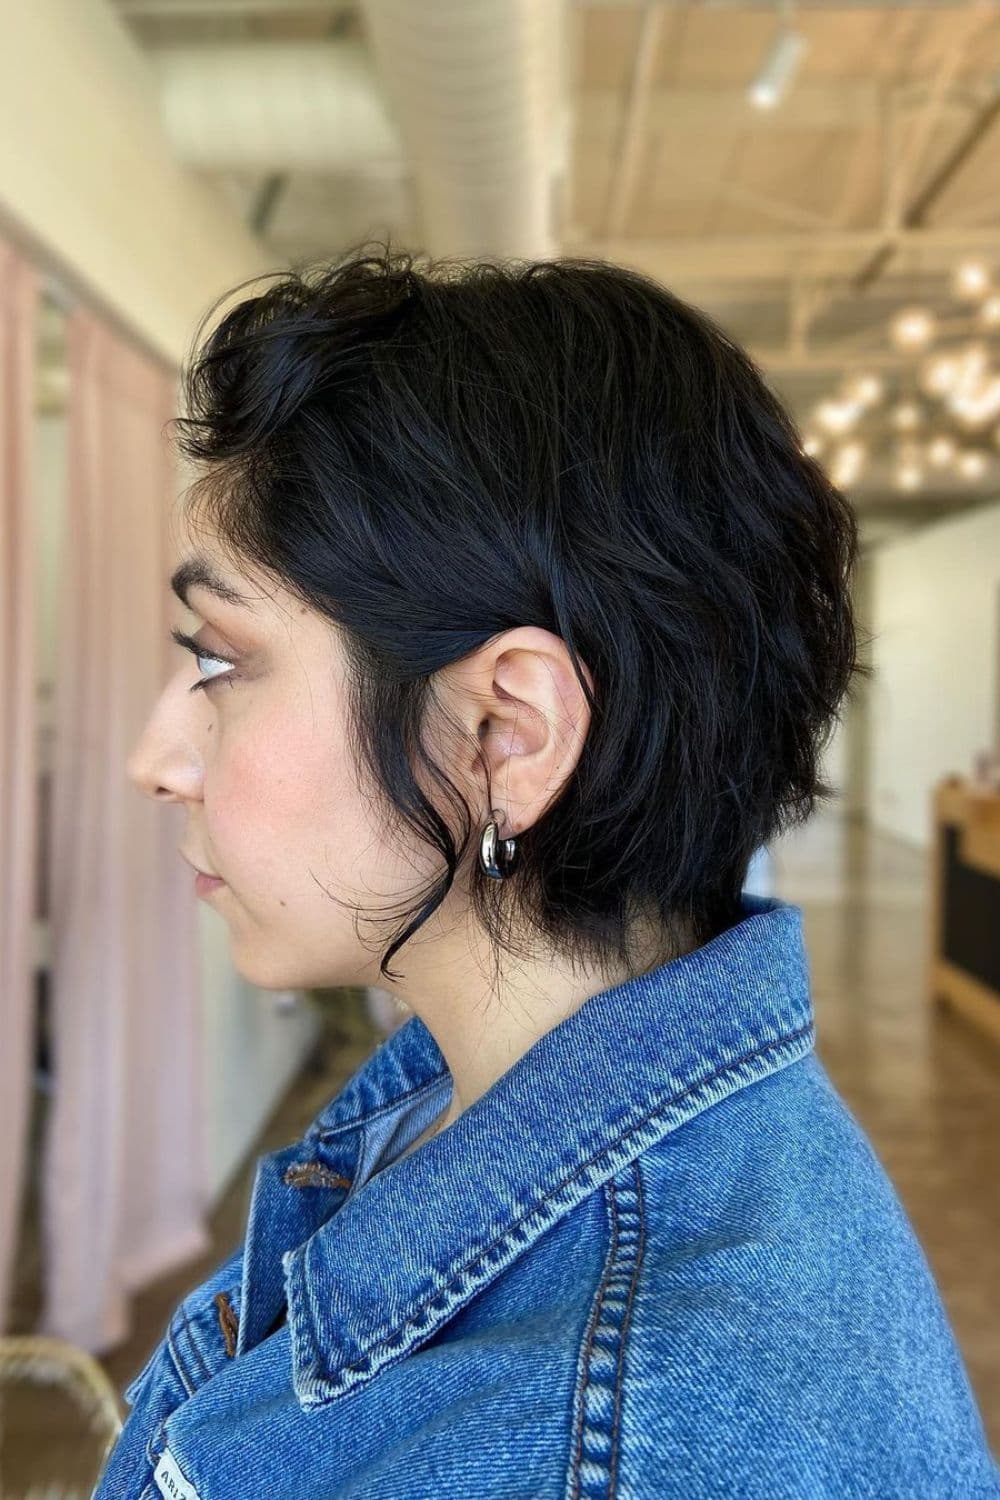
left=126, top=526, right=448, bottom=994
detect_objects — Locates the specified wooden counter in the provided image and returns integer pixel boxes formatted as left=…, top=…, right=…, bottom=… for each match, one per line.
left=929, top=777, right=1000, bottom=1047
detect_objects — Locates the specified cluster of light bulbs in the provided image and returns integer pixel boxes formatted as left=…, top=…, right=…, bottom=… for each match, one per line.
left=802, top=259, right=1000, bottom=492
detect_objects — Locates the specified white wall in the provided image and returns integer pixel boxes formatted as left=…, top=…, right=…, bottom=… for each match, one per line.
left=818, top=705, right=848, bottom=804
left=869, top=498, right=1000, bottom=848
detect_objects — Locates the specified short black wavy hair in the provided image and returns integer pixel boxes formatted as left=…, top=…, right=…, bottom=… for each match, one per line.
left=172, top=237, right=870, bottom=986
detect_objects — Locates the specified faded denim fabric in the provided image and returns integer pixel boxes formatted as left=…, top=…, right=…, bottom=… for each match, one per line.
left=92, top=893, right=1000, bottom=1499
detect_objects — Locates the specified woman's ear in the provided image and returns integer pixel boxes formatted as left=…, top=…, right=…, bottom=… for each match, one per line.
left=435, top=625, right=594, bottom=838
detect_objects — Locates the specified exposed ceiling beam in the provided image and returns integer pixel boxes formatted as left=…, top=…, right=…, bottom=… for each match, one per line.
left=880, top=7, right=991, bottom=229
left=750, top=345, right=972, bottom=373
left=785, top=80, right=891, bottom=352
left=249, top=171, right=289, bottom=234
left=601, top=4, right=668, bottom=237
left=116, top=1, right=351, bottom=14
left=658, top=145, right=831, bottom=231
left=568, top=228, right=1000, bottom=288
left=853, top=88, right=1000, bottom=291
left=580, top=80, right=974, bottom=136
left=574, top=0, right=998, bottom=9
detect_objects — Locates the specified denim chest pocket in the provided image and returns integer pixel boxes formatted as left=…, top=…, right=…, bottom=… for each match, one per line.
left=123, top=1279, right=241, bottom=1411
left=164, top=1281, right=243, bottom=1396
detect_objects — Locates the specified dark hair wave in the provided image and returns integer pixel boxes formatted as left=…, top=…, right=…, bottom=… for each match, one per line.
left=171, top=237, right=871, bottom=986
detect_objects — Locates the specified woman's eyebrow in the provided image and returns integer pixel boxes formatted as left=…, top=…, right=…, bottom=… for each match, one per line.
left=170, top=555, right=255, bottom=612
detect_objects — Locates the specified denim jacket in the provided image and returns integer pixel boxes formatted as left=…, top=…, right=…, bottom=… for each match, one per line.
left=92, top=893, right=1000, bottom=1499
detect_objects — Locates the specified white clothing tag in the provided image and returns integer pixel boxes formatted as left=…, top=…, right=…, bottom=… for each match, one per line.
left=154, top=1446, right=202, bottom=1500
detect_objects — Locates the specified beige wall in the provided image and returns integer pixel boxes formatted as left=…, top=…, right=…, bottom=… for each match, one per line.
left=0, top=0, right=270, bottom=366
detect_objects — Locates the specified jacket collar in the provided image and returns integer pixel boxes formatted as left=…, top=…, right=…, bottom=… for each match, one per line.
left=276, top=891, right=815, bottom=1409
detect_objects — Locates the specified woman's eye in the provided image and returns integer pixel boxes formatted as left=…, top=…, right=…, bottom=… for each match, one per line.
left=170, top=627, right=237, bottom=694
left=195, top=654, right=234, bottom=687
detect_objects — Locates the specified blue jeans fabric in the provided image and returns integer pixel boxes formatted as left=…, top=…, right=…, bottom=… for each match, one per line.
left=92, top=893, right=1000, bottom=1498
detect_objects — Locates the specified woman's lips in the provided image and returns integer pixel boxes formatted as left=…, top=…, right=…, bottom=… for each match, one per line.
left=195, top=872, right=226, bottom=897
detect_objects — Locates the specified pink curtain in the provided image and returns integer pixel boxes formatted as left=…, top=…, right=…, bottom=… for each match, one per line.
left=0, top=239, right=41, bottom=1334
left=40, top=309, right=211, bottom=1352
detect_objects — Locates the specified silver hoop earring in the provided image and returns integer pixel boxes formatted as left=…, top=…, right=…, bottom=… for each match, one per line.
left=479, top=811, right=519, bottom=880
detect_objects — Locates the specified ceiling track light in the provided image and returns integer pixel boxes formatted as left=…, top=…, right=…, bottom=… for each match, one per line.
left=748, top=1, right=809, bottom=111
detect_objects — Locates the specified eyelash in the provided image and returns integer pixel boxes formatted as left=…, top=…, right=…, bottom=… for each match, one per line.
left=170, top=627, right=238, bottom=694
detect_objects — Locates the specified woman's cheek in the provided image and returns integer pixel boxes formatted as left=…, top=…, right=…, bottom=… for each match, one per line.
left=206, top=742, right=280, bottom=872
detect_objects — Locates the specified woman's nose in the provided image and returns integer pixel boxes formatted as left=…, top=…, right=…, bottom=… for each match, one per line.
left=126, top=735, right=181, bottom=801
left=126, top=699, right=202, bottom=804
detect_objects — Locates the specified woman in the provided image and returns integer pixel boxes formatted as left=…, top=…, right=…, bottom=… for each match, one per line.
left=101, top=244, right=998, bottom=1499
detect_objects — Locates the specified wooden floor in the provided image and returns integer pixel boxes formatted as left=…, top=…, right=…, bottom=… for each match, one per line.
left=6, top=806, right=1000, bottom=1491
